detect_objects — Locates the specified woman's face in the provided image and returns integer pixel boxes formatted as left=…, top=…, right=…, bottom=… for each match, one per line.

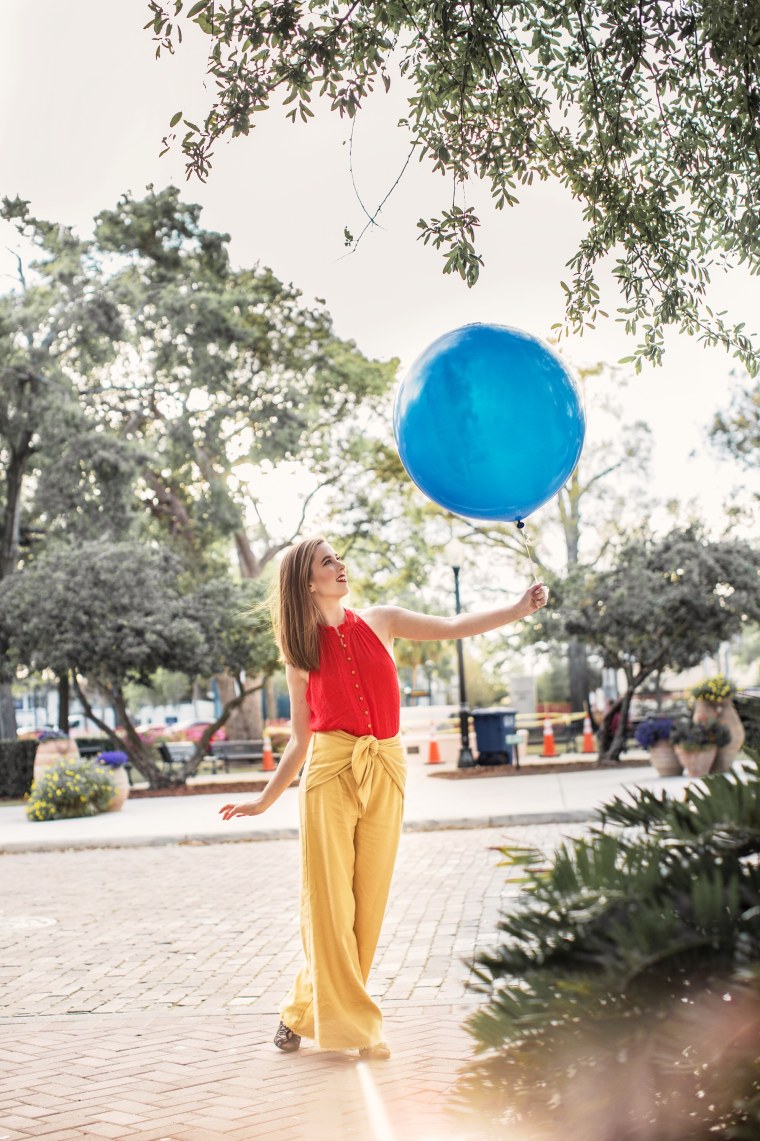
left=308, top=541, right=348, bottom=603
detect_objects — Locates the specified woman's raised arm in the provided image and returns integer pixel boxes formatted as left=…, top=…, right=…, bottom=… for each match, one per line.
left=364, top=582, right=547, bottom=644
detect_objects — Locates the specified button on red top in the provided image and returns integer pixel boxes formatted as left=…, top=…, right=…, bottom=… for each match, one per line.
left=307, top=610, right=400, bottom=737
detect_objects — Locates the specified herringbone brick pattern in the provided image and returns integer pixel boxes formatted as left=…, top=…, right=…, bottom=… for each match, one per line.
left=0, top=825, right=583, bottom=1138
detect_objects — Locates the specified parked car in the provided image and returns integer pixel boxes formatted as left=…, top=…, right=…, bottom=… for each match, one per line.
left=134, top=722, right=169, bottom=744
left=165, top=720, right=227, bottom=744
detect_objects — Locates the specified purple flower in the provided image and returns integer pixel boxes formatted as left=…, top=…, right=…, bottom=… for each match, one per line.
left=97, top=751, right=129, bottom=767
left=634, top=718, right=673, bottom=749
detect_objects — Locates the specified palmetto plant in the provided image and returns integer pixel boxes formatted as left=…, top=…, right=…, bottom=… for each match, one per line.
left=457, top=761, right=760, bottom=1140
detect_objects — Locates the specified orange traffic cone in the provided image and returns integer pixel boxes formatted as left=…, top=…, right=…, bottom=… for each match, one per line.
left=582, top=715, right=595, bottom=754
left=262, top=734, right=276, bottom=772
left=542, top=718, right=556, bottom=758
left=427, top=722, right=443, bottom=765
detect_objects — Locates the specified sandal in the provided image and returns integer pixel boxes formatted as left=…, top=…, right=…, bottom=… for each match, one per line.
left=359, top=1041, right=391, bottom=1060
left=274, top=1021, right=301, bottom=1053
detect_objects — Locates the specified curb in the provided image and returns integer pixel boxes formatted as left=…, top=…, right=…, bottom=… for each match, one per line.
left=403, top=810, right=593, bottom=831
left=0, top=811, right=594, bottom=855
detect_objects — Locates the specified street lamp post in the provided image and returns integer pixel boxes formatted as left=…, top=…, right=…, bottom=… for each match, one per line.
left=445, top=541, right=475, bottom=768
left=424, top=659, right=434, bottom=705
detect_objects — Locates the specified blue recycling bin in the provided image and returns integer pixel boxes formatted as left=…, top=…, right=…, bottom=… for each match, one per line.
left=472, top=707, right=518, bottom=765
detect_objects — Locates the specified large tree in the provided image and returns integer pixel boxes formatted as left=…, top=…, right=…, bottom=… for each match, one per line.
left=3, top=188, right=394, bottom=572
left=550, top=370, right=652, bottom=714
left=0, top=211, right=134, bottom=736
left=2, top=188, right=395, bottom=736
left=0, top=540, right=279, bottom=787
left=531, top=526, right=760, bottom=760
left=149, top=1, right=760, bottom=372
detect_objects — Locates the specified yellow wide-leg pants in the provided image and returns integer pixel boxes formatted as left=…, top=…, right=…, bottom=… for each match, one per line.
left=280, top=730, right=406, bottom=1050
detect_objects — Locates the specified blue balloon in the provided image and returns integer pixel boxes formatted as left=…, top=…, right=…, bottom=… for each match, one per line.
left=393, top=324, right=585, bottom=521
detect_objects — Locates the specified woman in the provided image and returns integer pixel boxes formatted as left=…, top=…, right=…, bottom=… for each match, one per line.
left=219, top=537, right=547, bottom=1059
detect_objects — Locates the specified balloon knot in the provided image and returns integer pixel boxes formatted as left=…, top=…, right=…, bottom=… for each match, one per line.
left=516, top=520, right=525, bottom=530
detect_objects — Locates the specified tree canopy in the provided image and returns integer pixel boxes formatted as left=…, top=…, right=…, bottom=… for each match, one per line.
left=2, top=188, right=395, bottom=578
left=0, top=187, right=394, bottom=738
left=532, top=526, right=760, bottom=758
left=149, top=0, right=760, bottom=372
left=0, top=540, right=279, bottom=785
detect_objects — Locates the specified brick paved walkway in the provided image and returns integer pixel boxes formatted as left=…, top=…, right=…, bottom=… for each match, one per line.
left=0, top=825, right=583, bottom=1139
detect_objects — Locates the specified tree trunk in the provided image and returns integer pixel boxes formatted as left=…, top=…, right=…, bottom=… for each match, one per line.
left=73, top=677, right=172, bottom=789
left=143, top=468, right=197, bottom=547
left=216, top=670, right=263, bottom=739
left=0, top=441, right=32, bottom=580
left=264, top=675, right=277, bottom=722
left=57, top=672, right=70, bottom=734
left=0, top=429, right=36, bottom=739
left=72, top=678, right=125, bottom=752
left=598, top=666, right=658, bottom=761
left=598, top=693, right=630, bottom=762
left=234, top=530, right=261, bottom=578
left=0, top=440, right=34, bottom=739
left=112, top=684, right=177, bottom=787
left=0, top=681, right=17, bottom=739
left=568, top=636, right=589, bottom=713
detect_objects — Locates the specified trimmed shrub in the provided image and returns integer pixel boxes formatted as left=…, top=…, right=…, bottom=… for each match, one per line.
left=0, top=739, right=37, bottom=798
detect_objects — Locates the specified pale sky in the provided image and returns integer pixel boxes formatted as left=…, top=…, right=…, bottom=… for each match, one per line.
left=2, top=1, right=758, bottom=542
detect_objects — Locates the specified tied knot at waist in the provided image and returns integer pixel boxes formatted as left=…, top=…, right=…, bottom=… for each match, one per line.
left=306, top=730, right=406, bottom=813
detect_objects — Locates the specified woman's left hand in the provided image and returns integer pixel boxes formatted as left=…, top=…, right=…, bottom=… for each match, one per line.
left=521, top=582, right=548, bottom=615
left=218, top=798, right=267, bottom=821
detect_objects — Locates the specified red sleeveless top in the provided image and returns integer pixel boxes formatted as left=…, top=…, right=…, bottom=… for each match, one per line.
left=307, top=609, right=400, bottom=738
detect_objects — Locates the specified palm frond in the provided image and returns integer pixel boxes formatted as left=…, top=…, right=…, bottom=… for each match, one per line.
left=458, top=752, right=760, bottom=1139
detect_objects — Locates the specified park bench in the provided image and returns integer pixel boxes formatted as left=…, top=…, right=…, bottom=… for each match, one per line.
left=74, top=737, right=141, bottom=783
left=158, top=741, right=198, bottom=774
left=209, top=739, right=278, bottom=773
left=74, top=737, right=112, bottom=759
left=525, top=720, right=638, bottom=755
left=526, top=722, right=579, bottom=752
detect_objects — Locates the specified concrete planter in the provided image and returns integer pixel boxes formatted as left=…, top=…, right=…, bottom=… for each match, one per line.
left=33, top=737, right=80, bottom=784
left=674, top=745, right=717, bottom=779
left=648, top=740, right=682, bottom=777
left=104, top=765, right=130, bottom=812
left=692, top=698, right=745, bottom=772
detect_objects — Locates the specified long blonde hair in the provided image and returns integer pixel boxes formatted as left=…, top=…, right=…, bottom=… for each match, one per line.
left=273, top=537, right=328, bottom=672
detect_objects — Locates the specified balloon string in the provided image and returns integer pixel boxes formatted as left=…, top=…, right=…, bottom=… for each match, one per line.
left=516, top=521, right=540, bottom=585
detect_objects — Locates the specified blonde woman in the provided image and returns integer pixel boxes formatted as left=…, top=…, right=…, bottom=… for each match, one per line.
left=220, top=537, right=546, bottom=1059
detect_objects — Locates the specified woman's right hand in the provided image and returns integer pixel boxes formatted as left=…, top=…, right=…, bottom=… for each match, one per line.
left=218, top=798, right=267, bottom=821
